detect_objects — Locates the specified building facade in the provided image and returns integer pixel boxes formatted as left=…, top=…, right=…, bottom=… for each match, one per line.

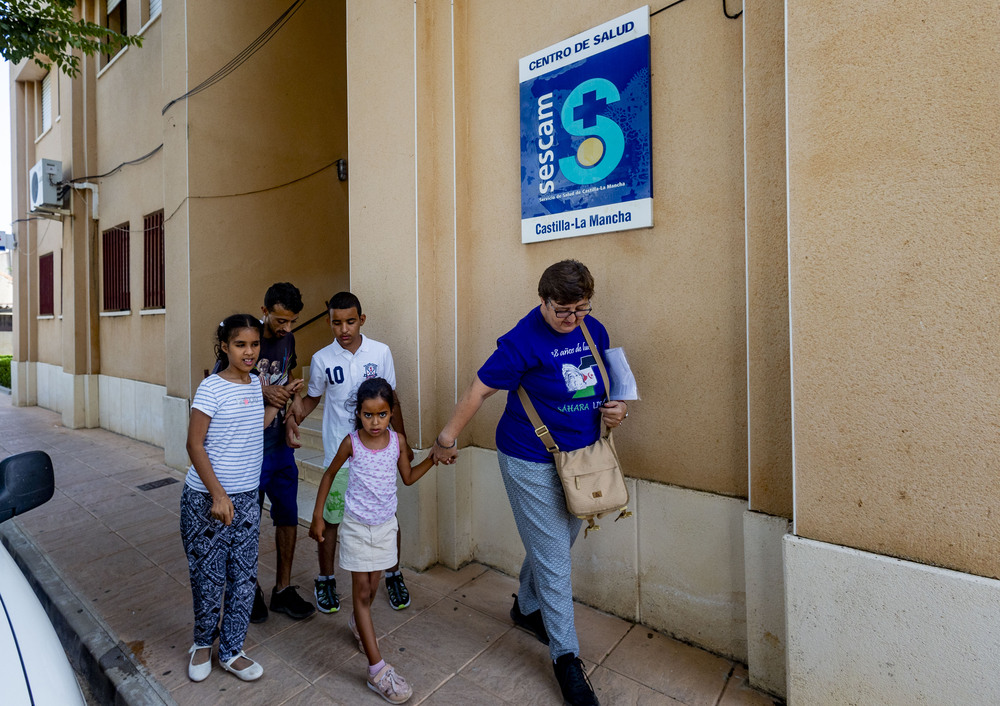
left=8, top=1, right=999, bottom=702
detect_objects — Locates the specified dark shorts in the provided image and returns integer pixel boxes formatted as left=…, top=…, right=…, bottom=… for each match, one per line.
left=259, top=444, right=299, bottom=526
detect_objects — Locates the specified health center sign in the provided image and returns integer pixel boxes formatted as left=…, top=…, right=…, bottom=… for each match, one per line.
left=520, top=7, right=652, bottom=243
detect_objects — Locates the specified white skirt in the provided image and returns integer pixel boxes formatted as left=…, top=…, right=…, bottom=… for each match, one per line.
left=338, top=512, right=398, bottom=572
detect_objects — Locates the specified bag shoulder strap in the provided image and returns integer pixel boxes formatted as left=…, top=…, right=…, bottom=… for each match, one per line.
left=578, top=319, right=610, bottom=399
left=517, top=319, right=611, bottom=451
left=517, top=386, right=560, bottom=453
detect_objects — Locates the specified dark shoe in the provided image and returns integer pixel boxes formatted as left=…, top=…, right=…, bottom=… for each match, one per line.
left=314, top=577, right=340, bottom=613
left=270, top=585, right=316, bottom=620
left=510, top=594, right=549, bottom=645
left=250, top=583, right=268, bottom=623
left=385, top=573, right=411, bottom=610
left=553, top=653, right=599, bottom=706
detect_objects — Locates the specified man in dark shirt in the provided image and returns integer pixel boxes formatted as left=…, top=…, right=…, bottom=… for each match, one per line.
left=251, top=282, right=315, bottom=621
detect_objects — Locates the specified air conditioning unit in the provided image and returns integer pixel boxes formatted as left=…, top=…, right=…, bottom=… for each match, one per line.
left=29, top=159, right=64, bottom=211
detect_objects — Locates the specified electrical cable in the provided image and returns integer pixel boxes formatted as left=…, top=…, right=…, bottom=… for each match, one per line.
left=164, top=158, right=339, bottom=225
left=162, top=0, right=308, bottom=115
left=66, top=143, right=163, bottom=184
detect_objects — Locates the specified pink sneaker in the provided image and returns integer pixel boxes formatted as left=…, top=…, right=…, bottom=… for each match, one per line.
left=367, top=663, right=412, bottom=704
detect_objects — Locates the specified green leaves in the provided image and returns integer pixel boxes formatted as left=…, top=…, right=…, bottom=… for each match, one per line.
left=0, top=0, right=142, bottom=77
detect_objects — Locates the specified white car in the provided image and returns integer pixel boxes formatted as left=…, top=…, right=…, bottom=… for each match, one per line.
left=0, top=451, right=87, bottom=705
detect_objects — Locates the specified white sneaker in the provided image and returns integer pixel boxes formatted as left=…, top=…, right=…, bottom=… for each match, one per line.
left=367, top=662, right=412, bottom=704
left=220, top=651, right=263, bottom=681
left=187, top=644, right=212, bottom=682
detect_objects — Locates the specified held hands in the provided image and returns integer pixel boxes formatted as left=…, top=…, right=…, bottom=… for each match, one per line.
left=210, top=493, right=235, bottom=525
left=601, top=400, right=629, bottom=429
left=262, top=378, right=304, bottom=408
left=430, top=435, right=458, bottom=465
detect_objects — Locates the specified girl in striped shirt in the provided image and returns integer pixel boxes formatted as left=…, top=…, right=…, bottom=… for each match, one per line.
left=181, top=314, right=279, bottom=684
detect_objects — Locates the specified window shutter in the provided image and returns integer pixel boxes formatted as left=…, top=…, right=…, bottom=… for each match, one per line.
left=41, top=73, right=52, bottom=132
left=150, top=0, right=162, bottom=18
left=107, top=0, right=123, bottom=12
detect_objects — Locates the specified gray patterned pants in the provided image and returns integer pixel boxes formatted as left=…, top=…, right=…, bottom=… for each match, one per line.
left=180, top=485, right=260, bottom=662
left=497, top=450, right=583, bottom=661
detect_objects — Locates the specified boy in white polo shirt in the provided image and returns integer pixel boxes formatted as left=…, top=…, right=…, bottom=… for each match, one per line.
left=286, top=292, right=414, bottom=613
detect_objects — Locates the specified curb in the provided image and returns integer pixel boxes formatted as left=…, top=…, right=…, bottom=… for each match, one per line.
left=0, top=521, right=175, bottom=706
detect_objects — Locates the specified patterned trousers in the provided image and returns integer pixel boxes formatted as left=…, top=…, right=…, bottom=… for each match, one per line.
left=497, top=450, right=583, bottom=661
left=180, top=485, right=260, bottom=662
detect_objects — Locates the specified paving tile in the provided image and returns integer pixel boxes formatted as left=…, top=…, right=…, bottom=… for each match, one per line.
left=390, top=596, right=508, bottom=674
left=458, top=628, right=563, bottom=704
left=275, top=685, right=344, bottom=705
left=573, top=600, right=633, bottom=665
left=448, top=565, right=519, bottom=624
left=603, top=625, right=733, bottom=706
left=422, top=675, right=508, bottom=705
left=46, top=526, right=133, bottom=570
left=125, top=625, right=193, bottom=693
left=255, top=612, right=359, bottom=682
left=589, top=665, right=686, bottom=705
left=64, top=547, right=157, bottom=593
left=405, top=562, right=488, bottom=596
left=84, top=564, right=173, bottom=616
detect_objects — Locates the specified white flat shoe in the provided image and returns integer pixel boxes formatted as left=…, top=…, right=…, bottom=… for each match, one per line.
left=188, top=645, right=212, bottom=682
left=220, top=651, right=263, bottom=681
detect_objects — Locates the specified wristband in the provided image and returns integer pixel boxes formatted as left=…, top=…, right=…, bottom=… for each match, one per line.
left=436, top=435, right=457, bottom=449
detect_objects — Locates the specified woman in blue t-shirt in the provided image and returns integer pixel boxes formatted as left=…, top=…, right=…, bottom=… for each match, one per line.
left=430, top=260, right=629, bottom=706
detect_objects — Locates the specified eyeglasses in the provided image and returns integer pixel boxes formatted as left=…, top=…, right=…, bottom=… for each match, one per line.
left=548, top=301, right=593, bottom=319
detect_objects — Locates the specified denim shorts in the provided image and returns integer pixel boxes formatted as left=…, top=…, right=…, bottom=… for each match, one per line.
left=259, top=444, right=299, bottom=526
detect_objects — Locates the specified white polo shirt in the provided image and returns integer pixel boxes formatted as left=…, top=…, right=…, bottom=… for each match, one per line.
left=306, top=334, right=397, bottom=466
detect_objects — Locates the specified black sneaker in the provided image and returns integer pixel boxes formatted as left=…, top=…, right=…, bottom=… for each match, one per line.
left=385, top=573, right=411, bottom=610
left=510, top=594, right=549, bottom=645
left=270, top=585, right=316, bottom=620
left=250, top=583, right=268, bottom=623
left=553, top=653, right=599, bottom=706
left=314, top=577, right=340, bottom=613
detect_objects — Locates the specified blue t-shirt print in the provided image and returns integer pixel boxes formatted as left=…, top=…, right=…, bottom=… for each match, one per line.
left=477, top=307, right=611, bottom=463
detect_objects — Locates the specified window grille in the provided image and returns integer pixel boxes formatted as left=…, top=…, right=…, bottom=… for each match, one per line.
left=39, top=252, right=54, bottom=316
left=102, top=224, right=130, bottom=311
left=143, top=210, right=165, bottom=309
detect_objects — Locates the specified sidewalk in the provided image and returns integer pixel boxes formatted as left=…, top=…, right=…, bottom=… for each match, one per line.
left=0, top=394, right=782, bottom=706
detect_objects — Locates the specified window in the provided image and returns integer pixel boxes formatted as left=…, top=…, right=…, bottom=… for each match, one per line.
left=102, top=223, right=130, bottom=311
left=39, top=72, right=52, bottom=134
left=143, top=210, right=164, bottom=309
left=0, top=310, right=11, bottom=332
left=142, top=0, right=161, bottom=26
left=104, top=0, right=128, bottom=66
left=39, top=253, right=54, bottom=316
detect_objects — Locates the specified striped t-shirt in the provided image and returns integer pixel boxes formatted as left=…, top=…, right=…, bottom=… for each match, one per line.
left=184, top=373, right=265, bottom=494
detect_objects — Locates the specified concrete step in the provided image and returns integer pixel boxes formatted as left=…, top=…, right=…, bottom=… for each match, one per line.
left=293, top=446, right=327, bottom=488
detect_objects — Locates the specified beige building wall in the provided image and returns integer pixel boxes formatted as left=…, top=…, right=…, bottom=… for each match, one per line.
left=784, top=3, right=1000, bottom=700
left=787, top=0, right=1000, bottom=578
left=175, top=0, right=349, bottom=398
left=350, top=0, right=748, bottom=498
left=744, top=0, right=791, bottom=519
